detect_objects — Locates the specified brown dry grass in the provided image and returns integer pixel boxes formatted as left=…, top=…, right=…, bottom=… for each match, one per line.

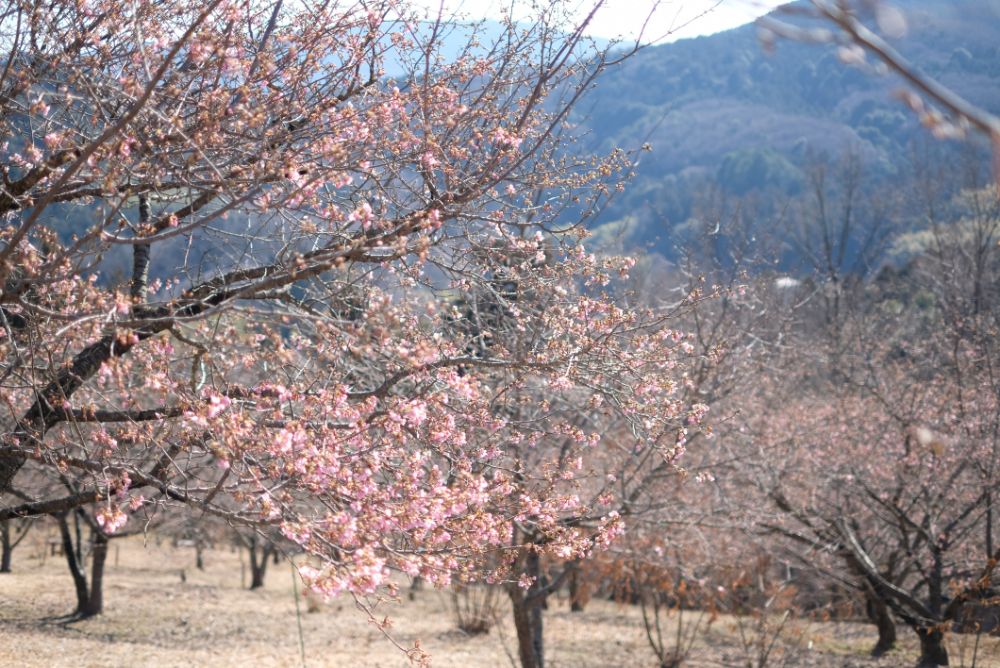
left=1, top=531, right=999, bottom=667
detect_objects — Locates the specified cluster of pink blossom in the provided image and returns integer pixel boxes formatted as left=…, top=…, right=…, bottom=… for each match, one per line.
left=0, top=0, right=711, bottom=608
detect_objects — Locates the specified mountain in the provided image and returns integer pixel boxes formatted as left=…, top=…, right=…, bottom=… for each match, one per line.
left=31, top=3, right=1000, bottom=283
left=576, top=0, right=1000, bottom=259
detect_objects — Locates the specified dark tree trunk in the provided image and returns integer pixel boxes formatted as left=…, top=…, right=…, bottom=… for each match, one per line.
left=56, top=513, right=111, bottom=618
left=79, top=533, right=108, bottom=618
left=73, top=511, right=83, bottom=563
left=409, top=576, right=424, bottom=601
left=0, top=519, right=11, bottom=573
left=568, top=561, right=584, bottom=612
left=510, top=591, right=543, bottom=668
left=509, top=550, right=545, bottom=668
left=916, top=627, right=949, bottom=667
left=195, top=543, right=205, bottom=570
left=865, top=590, right=896, bottom=656
left=248, top=539, right=273, bottom=590
left=57, top=514, right=90, bottom=614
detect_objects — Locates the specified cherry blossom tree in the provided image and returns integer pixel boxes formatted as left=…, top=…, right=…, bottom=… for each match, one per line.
left=0, top=0, right=708, bottom=648
left=416, top=240, right=718, bottom=668
left=740, top=185, right=1000, bottom=667
left=515, top=225, right=775, bottom=668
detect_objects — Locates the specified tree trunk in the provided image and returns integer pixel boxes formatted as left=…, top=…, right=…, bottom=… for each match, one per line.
left=248, top=540, right=272, bottom=590
left=0, top=519, right=11, bottom=573
left=57, top=513, right=90, bottom=614
left=56, top=514, right=111, bottom=618
left=79, top=532, right=108, bottom=618
left=568, top=561, right=584, bottom=612
left=509, top=550, right=545, bottom=668
left=195, top=544, right=205, bottom=570
left=916, top=627, right=949, bottom=667
left=73, top=511, right=83, bottom=563
left=865, top=590, right=896, bottom=656
left=409, top=576, right=424, bottom=601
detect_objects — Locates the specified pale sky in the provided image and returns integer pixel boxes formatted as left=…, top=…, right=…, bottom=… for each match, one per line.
left=409, top=0, right=789, bottom=43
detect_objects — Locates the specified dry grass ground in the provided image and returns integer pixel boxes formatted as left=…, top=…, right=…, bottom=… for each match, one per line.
left=1, top=532, right=999, bottom=667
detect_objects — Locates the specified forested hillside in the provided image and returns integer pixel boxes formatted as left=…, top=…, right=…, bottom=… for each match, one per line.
left=576, top=0, right=1000, bottom=264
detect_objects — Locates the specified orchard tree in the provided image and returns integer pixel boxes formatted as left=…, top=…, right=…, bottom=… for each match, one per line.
left=0, top=515, right=34, bottom=573
left=397, top=238, right=720, bottom=668
left=741, top=187, right=1000, bottom=667
left=530, top=219, right=778, bottom=668
left=749, top=359, right=1000, bottom=666
left=0, top=0, right=708, bottom=648
left=237, top=527, right=287, bottom=590
left=2, top=457, right=165, bottom=617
